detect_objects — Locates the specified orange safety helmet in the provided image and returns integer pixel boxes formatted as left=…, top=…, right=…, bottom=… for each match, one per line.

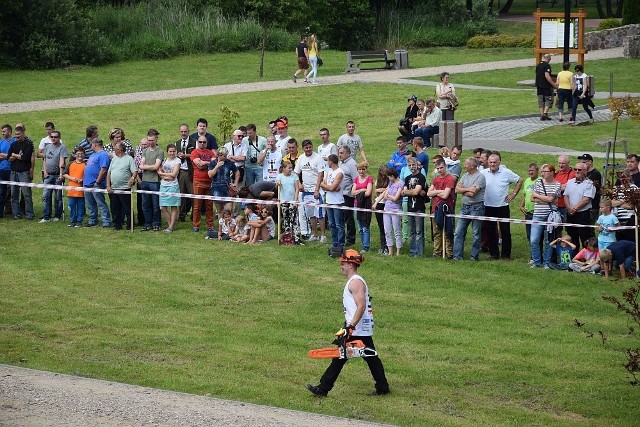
left=339, top=249, right=364, bottom=265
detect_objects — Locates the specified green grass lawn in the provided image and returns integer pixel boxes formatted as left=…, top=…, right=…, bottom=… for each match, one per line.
left=2, top=50, right=640, bottom=426
left=520, top=119, right=640, bottom=154
left=416, top=58, right=640, bottom=93
left=2, top=210, right=639, bottom=426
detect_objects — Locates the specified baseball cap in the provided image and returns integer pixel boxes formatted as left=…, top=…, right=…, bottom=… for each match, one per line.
left=276, top=118, right=288, bottom=129
left=339, top=249, right=364, bottom=265
left=577, top=153, right=593, bottom=161
left=408, top=95, right=417, bottom=102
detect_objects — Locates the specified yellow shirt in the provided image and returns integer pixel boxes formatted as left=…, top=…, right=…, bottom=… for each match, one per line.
left=557, top=70, right=573, bottom=90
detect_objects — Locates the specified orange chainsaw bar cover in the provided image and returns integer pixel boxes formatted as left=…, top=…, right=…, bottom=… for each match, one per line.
left=308, top=340, right=367, bottom=359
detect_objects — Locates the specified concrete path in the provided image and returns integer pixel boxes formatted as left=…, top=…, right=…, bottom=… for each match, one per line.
left=462, top=107, right=612, bottom=157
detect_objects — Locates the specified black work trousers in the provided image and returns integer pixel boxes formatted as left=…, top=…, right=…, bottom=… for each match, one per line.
left=318, top=335, right=389, bottom=394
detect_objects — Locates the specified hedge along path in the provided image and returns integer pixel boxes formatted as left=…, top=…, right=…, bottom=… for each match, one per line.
left=0, top=48, right=623, bottom=114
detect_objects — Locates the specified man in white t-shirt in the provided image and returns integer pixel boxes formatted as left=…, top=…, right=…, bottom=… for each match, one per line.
left=258, top=135, right=282, bottom=183
left=294, top=139, right=325, bottom=240
left=224, top=129, right=248, bottom=185
left=274, top=118, right=292, bottom=155
left=481, top=153, right=523, bottom=260
left=317, top=127, right=337, bottom=170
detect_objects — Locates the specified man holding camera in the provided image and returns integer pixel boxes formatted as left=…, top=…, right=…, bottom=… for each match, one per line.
left=242, top=123, right=267, bottom=187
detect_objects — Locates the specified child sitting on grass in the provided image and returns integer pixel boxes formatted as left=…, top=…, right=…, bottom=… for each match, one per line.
left=596, top=199, right=619, bottom=250
left=231, top=215, right=250, bottom=243
left=217, top=208, right=236, bottom=241
left=548, top=235, right=576, bottom=270
left=568, top=237, right=601, bottom=274
left=247, top=206, right=275, bottom=244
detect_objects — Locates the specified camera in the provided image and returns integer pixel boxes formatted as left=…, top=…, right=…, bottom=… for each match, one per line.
left=250, top=156, right=257, bottom=163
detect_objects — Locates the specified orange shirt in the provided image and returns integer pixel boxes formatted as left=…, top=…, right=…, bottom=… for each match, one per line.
left=66, top=161, right=86, bottom=198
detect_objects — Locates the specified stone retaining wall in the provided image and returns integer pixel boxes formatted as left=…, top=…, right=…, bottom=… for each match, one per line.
left=585, top=24, right=640, bottom=51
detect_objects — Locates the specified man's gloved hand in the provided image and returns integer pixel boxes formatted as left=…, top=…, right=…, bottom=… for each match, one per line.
left=335, top=324, right=355, bottom=339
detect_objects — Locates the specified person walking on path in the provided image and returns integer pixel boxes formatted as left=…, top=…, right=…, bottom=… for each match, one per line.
left=306, top=249, right=390, bottom=397
left=304, top=34, right=319, bottom=84
left=535, top=53, right=557, bottom=121
left=570, top=64, right=595, bottom=124
left=292, top=35, right=308, bottom=83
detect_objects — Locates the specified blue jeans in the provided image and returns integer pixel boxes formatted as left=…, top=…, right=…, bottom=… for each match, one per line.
left=85, top=185, right=111, bottom=226
left=407, top=213, right=425, bottom=256
left=453, top=203, right=484, bottom=260
left=414, top=126, right=439, bottom=145
left=357, top=219, right=370, bottom=251
left=42, top=174, right=63, bottom=219
left=307, top=56, right=318, bottom=83
left=244, top=167, right=262, bottom=188
left=10, top=170, right=34, bottom=219
left=68, top=196, right=85, bottom=224
left=141, top=181, right=160, bottom=227
left=326, top=206, right=344, bottom=250
left=530, top=213, right=553, bottom=266
left=0, top=169, right=10, bottom=217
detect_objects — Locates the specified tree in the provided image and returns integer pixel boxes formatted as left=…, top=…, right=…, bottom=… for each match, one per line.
left=245, top=0, right=309, bottom=77
left=622, top=0, right=639, bottom=24
left=320, top=0, right=375, bottom=50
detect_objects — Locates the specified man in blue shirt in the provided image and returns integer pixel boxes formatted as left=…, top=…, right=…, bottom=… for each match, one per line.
left=386, top=136, right=410, bottom=175
left=0, top=124, right=16, bottom=217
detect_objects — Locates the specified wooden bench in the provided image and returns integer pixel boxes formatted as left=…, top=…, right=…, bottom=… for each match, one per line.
left=345, top=50, right=396, bottom=73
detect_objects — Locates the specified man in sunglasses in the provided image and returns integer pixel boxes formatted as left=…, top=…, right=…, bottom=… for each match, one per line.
left=564, top=161, right=596, bottom=249
left=190, top=137, right=216, bottom=233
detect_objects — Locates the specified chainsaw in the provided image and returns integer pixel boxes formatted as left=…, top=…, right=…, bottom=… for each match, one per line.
left=308, top=324, right=378, bottom=359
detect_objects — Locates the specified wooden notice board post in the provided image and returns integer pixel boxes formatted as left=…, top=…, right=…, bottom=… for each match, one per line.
left=534, top=8, right=588, bottom=66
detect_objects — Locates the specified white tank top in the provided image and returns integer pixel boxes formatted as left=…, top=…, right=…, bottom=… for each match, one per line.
left=343, top=274, right=373, bottom=336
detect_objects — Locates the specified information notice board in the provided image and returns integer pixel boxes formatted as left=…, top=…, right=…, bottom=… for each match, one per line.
left=534, top=8, right=587, bottom=65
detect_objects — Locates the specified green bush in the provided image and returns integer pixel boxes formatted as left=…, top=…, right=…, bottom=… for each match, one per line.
left=7, top=0, right=116, bottom=69
left=373, top=0, right=497, bottom=49
left=597, top=18, right=623, bottom=30
left=467, top=34, right=535, bottom=48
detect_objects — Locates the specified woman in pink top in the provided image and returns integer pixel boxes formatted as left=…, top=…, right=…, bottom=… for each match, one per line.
left=351, top=162, right=373, bottom=254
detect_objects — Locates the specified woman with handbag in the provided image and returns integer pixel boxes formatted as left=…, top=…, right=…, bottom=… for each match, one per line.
left=304, top=34, right=319, bottom=85
left=530, top=164, right=561, bottom=268
left=436, top=72, right=457, bottom=121
left=570, top=64, right=595, bottom=124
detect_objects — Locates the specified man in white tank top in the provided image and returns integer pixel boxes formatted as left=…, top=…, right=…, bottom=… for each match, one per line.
left=306, top=250, right=390, bottom=396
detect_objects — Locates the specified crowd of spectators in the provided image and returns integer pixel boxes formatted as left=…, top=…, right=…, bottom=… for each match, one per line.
left=1, top=118, right=638, bottom=279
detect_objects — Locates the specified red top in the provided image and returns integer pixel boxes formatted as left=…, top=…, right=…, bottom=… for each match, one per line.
left=190, top=148, right=215, bottom=183
left=555, top=168, right=575, bottom=208
left=431, top=173, right=456, bottom=213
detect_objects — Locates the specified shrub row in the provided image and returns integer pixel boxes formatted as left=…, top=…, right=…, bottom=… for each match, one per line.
left=597, top=18, right=623, bottom=30
left=467, top=34, right=535, bottom=48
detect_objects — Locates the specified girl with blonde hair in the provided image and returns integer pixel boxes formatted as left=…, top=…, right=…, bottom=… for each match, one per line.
left=304, top=34, right=319, bottom=85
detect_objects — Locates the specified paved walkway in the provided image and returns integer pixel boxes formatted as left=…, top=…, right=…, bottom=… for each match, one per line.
left=461, top=107, right=613, bottom=157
